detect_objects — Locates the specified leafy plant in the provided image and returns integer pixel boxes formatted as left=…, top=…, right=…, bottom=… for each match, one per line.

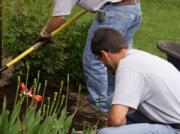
left=3, top=0, right=92, bottom=86
left=57, top=22, right=91, bottom=85
left=0, top=69, right=77, bottom=134
left=0, top=67, right=98, bottom=134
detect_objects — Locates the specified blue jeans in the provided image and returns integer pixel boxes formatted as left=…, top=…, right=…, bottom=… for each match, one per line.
left=82, top=3, right=142, bottom=112
left=98, top=111, right=180, bottom=134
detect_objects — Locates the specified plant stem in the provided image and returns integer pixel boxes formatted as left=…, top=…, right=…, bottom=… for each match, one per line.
left=57, top=95, right=65, bottom=114
left=49, top=92, right=58, bottom=115
left=42, top=104, right=46, bottom=114
left=36, top=70, right=40, bottom=91
left=14, top=76, right=20, bottom=107
left=40, top=80, right=47, bottom=110
left=53, top=80, right=63, bottom=114
left=46, top=97, right=50, bottom=118
left=73, top=84, right=81, bottom=115
left=25, top=63, right=30, bottom=109
left=37, top=82, right=41, bottom=95
left=65, top=74, right=70, bottom=110
left=31, top=78, right=37, bottom=106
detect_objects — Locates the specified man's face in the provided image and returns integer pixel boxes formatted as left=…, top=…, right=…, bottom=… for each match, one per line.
left=100, top=52, right=115, bottom=74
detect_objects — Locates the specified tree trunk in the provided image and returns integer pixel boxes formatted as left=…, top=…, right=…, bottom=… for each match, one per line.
left=0, top=0, right=2, bottom=77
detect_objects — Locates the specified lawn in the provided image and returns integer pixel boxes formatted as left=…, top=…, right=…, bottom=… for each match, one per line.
left=73, top=0, right=180, bottom=58
left=135, top=0, right=180, bottom=57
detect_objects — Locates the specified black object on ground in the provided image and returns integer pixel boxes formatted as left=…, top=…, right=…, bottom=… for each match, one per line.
left=157, top=41, right=180, bottom=71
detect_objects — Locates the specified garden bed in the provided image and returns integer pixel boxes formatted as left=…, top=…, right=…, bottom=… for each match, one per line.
left=0, top=74, right=106, bottom=132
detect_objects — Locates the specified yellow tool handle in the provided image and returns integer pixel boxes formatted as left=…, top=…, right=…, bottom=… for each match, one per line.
left=52, top=9, right=88, bottom=37
left=6, top=42, right=42, bottom=67
left=0, top=9, right=88, bottom=73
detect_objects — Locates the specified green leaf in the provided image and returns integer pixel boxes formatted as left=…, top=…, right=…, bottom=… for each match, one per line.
left=62, top=114, right=74, bottom=133
left=10, top=100, right=21, bottom=125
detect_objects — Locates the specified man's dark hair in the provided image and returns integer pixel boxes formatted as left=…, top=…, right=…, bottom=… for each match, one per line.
left=91, top=27, right=128, bottom=57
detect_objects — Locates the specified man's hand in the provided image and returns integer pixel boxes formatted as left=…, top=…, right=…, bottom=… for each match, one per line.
left=36, top=27, right=52, bottom=44
left=36, top=16, right=65, bottom=44
left=36, top=35, right=52, bottom=44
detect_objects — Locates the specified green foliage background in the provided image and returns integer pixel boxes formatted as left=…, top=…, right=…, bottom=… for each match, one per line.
left=3, top=0, right=92, bottom=86
left=134, top=0, right=180, bottom=57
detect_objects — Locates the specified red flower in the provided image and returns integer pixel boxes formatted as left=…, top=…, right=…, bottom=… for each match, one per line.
left=20, top=83, right=26, bottom=93
left=28, top=86, right=33, bottom=94
left=33, top=95, right=42, bottom=102
left=20, top=82, right=42, bottom=102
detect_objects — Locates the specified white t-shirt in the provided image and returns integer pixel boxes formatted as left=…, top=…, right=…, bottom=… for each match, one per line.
left=53, top=0, right=122, bottom=16
left=112, top=49, right=180, bottom=124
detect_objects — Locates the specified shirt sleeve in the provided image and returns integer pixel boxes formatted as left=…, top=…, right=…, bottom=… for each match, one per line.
left=52, top=0, right=78, bottom=16
left=112, top=67, right=147, bottom=111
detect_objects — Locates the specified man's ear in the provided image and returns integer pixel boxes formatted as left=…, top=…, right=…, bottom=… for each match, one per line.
left=100, top=50, right=105, bottom=57
left=101, top=50, right=107, bottom=58
left=101, top=50, right=109, bottom=60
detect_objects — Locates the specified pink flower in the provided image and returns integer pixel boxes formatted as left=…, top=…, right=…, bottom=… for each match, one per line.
left=33, top=95, right=42, bottom=102
left=20, top=82, right=42, bottom=102
left=20, top=83, right=26, bottom=93
left=28, top=86, right=33, bottom=94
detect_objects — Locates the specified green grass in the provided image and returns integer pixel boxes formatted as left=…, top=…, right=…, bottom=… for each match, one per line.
left=134, top=0, right=180, bottom=57
left=72, top=0, right=180, bottom=58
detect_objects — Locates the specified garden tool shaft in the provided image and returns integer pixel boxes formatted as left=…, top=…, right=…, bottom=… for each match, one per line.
left=0, top=9, right=88, bottom=73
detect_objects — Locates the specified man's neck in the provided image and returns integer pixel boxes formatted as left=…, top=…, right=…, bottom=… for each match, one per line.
left=115, top=49, right=127, bottom=71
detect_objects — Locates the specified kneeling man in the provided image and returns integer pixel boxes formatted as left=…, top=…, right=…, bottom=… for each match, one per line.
left=91, top=27, right=180, bottom=134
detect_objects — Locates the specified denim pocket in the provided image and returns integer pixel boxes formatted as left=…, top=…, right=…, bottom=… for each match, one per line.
left=103, top=5, right=136, bottom=34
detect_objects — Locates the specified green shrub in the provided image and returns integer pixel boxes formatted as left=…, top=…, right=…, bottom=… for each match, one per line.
left=4, top=0, right=92, bottom=86
left=4, top=0, right=52, bottom=53
left=58, top=22, right=91, bottom=84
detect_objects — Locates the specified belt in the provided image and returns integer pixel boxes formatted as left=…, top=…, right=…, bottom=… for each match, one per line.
left=170, top=124, right=180, bottom=129
left=113, top=0, right=140, bottom=6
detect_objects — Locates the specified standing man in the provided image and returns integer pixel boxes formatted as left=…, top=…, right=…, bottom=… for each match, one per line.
left=37, top=0, right=142, bottom=112
left=91, top=27, right=180, bottom=134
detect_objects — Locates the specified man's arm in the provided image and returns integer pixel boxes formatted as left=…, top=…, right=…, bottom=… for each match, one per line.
left=107, top=104, right=129, bottom=126
left=37, top=16, right=65, bottom=42
left=42, top=16, right=65, bottom=35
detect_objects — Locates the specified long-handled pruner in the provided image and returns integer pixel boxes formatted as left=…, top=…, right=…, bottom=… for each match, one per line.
left=0, top=10, right=88, bottom=73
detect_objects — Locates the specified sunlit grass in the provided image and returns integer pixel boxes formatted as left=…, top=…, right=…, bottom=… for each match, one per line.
left=134, top=0, right=180, bottom=58
left=72, top=0, right=180, bottom=58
